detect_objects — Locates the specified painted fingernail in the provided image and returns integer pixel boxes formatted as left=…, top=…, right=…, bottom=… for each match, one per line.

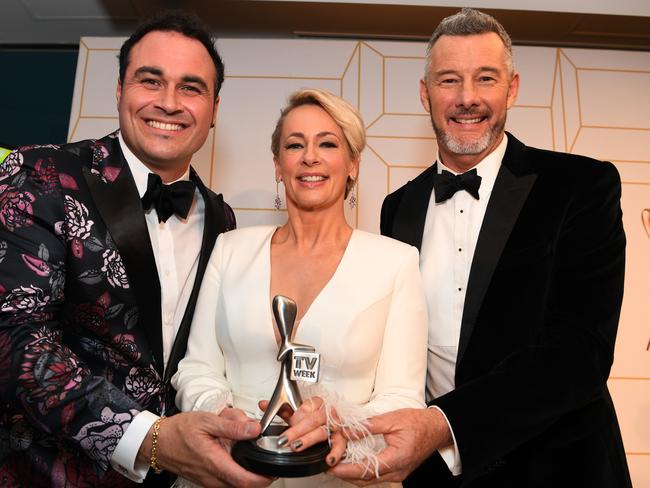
left=276, top=435, right=288, bottom=447
left=291, top=439, right=303, bottom=450
left=328, top=455, right=336, bottom=465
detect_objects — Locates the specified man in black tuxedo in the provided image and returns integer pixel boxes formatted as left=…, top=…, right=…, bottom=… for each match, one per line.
left=333, top=8, right=631, bottom=487
left=0, top=12, right=271, bottom=488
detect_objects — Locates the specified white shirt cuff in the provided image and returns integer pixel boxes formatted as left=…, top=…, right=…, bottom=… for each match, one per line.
left=110, top=410, right=159, bottom=482
left=429, top=405, right=462, bottom=476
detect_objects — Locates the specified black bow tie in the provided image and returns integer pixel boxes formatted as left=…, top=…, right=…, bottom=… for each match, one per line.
left=141, top=173, right=196, bottom=223
left=433, top=168, right=482, bottom=203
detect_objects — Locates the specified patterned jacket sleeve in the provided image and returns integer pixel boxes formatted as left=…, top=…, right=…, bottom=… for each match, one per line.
left=0, top=145, right=142, bottom=473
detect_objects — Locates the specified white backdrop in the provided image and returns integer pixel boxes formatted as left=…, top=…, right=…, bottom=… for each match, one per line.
left=69, top=37, right=650, bottom=486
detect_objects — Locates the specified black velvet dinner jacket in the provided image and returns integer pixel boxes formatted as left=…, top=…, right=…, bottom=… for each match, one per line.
left=381, top=133, right=631, bottom=487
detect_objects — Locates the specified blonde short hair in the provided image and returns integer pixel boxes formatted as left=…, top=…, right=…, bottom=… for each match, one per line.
left=271, top=89, right=366, bottom=198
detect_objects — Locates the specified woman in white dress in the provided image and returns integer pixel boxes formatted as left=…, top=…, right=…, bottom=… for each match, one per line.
left=171, top=88, right=427, bottom=487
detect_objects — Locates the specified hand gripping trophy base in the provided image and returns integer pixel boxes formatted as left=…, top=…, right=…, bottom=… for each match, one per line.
left=232, top=296, right=330, bottom=477
left=232, top=424, right=330, bottom=478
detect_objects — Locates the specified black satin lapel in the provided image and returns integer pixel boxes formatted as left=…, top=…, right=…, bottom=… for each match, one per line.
left=457, top=157, right=536, bottom=367
left=164, top=172, right=226, bottom=383
left=392, top=164, right=437, bottom=251
left=82, top=163, right=164, bottom=374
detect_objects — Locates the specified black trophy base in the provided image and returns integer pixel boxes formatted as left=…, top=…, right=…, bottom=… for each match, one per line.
left=232, top=425, right=330, bottom=478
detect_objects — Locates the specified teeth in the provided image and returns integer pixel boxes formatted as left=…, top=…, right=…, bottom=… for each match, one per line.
left=455, top=118, right=483, bottom=124
left=147, top=120, right=183, bottom=131
left=299, top=176, right=326, bottom=182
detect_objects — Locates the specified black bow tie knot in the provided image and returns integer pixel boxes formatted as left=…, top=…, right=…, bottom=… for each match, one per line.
left=141, top=173, right=196, bottom=223
left=433, top=168, right=482, bottom=203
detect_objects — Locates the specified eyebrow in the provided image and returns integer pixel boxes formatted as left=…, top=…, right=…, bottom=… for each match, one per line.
left=133, top=66, right=210, bottom=92
left=434, top=66, right=501, bottom=77
left=286, top=131, right=340, bottom=139
left=477, top=66, right=501, bottom=75
left=134, top=66, right=163, bottom=77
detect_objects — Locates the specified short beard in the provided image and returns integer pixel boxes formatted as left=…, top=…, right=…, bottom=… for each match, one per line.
left=426, top=92, right=508, bottom=156
left=432, top=115, right=505, bottom=155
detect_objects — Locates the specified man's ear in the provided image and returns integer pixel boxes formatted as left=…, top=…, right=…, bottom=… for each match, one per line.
left=506, top=72, right=520, bottom=109
left=419, top=79, right=431, bottom=114
left=212, top=96, right=220, bottom=126
left=116, top=78, right=122, bottom=108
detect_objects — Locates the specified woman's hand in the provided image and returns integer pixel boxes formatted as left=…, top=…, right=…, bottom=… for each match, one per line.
left=258, top=397, right=347, bottom=466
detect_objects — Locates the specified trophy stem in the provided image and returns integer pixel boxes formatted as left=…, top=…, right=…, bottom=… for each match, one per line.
left=259, top=359, right=303, bottom=435
left=232, top=295, right=329, bottom=477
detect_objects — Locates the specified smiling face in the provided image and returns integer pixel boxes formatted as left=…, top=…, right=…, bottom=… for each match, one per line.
left=420, top=32, right=519, bottom=172
left=116, top=30, right=219, bottom=179
left=274, top=104, right=358, bottom=213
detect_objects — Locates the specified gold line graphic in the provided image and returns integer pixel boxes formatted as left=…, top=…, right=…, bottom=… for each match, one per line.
left=365, top=143, right=390, bottom=169
left=362, top=41, right=384, bottom=57
left=549, top=50, right=559, bottom=151
left=575, top=67, right=584, bottom=127
left=577, top=67, right=650, bottom=75
left=70, top=44, right=91, bottom=142
left=341, top=43, right=360, bottom=103
left=560, top=49, right=578, bottom=70
left=581, top=125, right=650, bottom=131
left=569, top=126, right=582, bottom=153
left=357, top=41, right=362, bottom=111
left=341, top=43, right=360, bottom=81
left=549, top=107, right=556, bottom=152
left=387, top=167, right=391, bottom=194
left=382, top=56, right=386, bottom=115
left=365, top=113, right=384, bottom=130
left=558, top=50, right=569, bottom=152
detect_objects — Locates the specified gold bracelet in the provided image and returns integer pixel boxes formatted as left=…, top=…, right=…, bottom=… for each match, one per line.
left=150, top=416, right=166, bottom=475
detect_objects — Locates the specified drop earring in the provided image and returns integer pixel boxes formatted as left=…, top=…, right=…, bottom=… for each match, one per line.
left=348, top=178, right=357, bottom=209
left=274, top=178, right=282, bottom=210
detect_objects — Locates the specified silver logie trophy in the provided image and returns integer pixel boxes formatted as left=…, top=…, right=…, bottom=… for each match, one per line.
left=232, top=295, right=330, bottom=477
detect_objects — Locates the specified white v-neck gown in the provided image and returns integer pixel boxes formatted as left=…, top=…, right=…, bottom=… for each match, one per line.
left=172, top=226, right=428, bottom=487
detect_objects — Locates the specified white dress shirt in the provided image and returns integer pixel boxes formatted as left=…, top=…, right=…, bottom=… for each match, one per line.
left=110, top=133, right=205, bottom=482
left=420, top=135, right=508, bottom=475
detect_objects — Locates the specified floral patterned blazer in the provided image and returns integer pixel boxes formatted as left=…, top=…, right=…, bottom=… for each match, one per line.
left=0, top=131, right=234, bottom=487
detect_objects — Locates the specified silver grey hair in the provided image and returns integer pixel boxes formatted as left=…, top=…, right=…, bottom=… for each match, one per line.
left=424, top=8, right=514, bottom=80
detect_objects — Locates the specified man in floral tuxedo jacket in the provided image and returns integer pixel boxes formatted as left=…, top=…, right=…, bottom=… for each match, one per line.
left=0, top=12, right=272, bottom=488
